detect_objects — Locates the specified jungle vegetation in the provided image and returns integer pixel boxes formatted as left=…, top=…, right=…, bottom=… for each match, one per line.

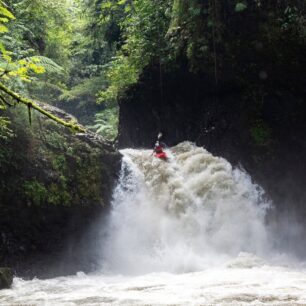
left=0, top=0, right=305, bottom=140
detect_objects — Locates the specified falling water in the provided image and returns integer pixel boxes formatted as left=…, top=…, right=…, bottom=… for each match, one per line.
left=102, top=142, right=271, bottom=274
left=1, top=142, right=306, bottom=305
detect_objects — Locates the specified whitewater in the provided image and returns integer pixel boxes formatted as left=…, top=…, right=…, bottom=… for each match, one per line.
left=1, top=142, right=306, bottom=305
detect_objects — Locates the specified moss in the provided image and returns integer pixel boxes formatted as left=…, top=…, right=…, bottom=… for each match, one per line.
left=0, top=103, right=120, bottom=278
left=21, top=153, right=73, bottom=207
left=23, top=180, right=48, bottom=206
left=52, top=155, right=67, bottom=172
left=0, top=82, right=85, bottom=133
left=48, top=184, right=72, bottom=206
left=0, top=106, right=119, bottom=210
left=44, top=131, right=68, bottom=151
left=75, top=150, right=105, bottom=204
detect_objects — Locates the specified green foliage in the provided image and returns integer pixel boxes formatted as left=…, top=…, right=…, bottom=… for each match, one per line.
left=52, top=0, right=121, bottom=127
left=0, top=106, right=113, bottom=208
left=0, top=116, right=13, bottom=140
left=0, top=1, right=124, bottom=210
left=1, top=0, right=119, bottom=134
left=23, top=180, right=48, bottom=206
left=0, top=0, right=71, bottom=106
left=48, top=184, right=72, bottom=206
left=278, top=5, right=306, bottom=41
left=0, top=1, right=79, bottom=133
left=98, top=56, right=140, bottom=104
left=52, top=155, right=67, bottom=172
left=235, top=3, right=247, bottom=13
left=29, top=56, right=65, bottom=75
left=99, top=0, right=172, bottom=104
left=44, top=130, right=68, bottom=151
left=9, top=0, right=73, bottom=61
left=87, top=107, right=118, bottom=140
left=0, top=55, right=65, bottom=82
left=28, top=152, right=73, bottom=207
left=0, top=3, right=52, bottom=83
left=0, top=2, right=42, bottom=82
left=60, top=76, right=106, bottom=103
left=0, top=4, right=15, bottom=34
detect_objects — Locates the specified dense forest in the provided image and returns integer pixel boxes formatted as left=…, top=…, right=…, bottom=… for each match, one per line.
left=1, top=0, right=305, bottom=137
left=0, top=0, right=306, bottom=283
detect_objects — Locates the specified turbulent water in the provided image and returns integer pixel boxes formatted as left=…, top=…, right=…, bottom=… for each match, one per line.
left=2, top=142, right=306, bottom=305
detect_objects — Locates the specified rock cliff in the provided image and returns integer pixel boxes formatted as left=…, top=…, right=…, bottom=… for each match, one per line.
left=0, top=104, right=121, bottom=278
left=118, top=64, right=306, bottom=218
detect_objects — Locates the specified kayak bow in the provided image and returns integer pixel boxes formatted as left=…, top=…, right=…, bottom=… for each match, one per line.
left=154, top=152, right=168, bottom=160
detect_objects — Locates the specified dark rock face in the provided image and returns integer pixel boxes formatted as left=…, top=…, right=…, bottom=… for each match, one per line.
left=0, top=105, right=121, bottom=278
left=0, top=268, right=13, bottom=289
left=118, top=64, right=306, bottom=217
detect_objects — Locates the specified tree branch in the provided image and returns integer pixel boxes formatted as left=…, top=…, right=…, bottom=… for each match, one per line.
left=0, top=82, right=85, bottom=132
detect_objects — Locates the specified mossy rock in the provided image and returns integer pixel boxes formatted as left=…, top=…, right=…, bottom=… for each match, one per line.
left=0, top=105, right=121, bottom=277
left=0, top=268, right=13, bottom=289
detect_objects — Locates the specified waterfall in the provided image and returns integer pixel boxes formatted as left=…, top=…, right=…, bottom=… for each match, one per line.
left=3, top=142, right=306, bottom=306
left=101, top=142, right=271, bottom=274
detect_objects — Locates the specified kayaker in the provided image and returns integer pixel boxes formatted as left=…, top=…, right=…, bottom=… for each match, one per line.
left=154, top=141, right=165, bottom=154
left=153, top=140, right=167, bottom=160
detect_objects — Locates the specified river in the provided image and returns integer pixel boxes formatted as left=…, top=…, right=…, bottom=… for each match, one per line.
left=1, top=142, right=306, bottom=305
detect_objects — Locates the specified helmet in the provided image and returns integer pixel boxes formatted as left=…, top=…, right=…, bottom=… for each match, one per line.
left=155, top=141, right=159, bottom=146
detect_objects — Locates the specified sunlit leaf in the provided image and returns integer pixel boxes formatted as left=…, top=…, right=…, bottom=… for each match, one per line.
left=235, top=2, right=247, bottom=12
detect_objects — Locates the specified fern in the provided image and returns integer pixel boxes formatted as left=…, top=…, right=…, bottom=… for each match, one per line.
left=0, top=60, right=15, bottom=72
left=28, top=56, right=65, bottom=75
left=0, top=55, right=64, bottom=82
left=87, top=107, right=118, bottom=141
left=0, top=116, right=13, bottom=140
left=32, top=80, right=65, bottom=92
left=59, top=76, right=105, bottom=101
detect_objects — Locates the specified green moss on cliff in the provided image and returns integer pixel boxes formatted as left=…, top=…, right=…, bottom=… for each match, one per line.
left=0, top=106, right=119, bottom=208
left=0, top=105, right=120, bottom=276
left=23, top=180, right=48, bottom=206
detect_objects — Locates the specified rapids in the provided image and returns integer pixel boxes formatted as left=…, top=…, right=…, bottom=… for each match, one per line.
left=1, top=142, right=306, bottom=305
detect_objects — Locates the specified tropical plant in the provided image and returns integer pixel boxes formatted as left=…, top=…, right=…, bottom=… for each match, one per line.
left=87, top=107, right=118, bottom=140
left=98, top=0, right=173, bottom=104
left=0, top=1, right=84, bottom=133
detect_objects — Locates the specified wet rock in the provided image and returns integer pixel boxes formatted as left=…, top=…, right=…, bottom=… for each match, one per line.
left=0, top=268, right=13, bottom=289
left=0, top=104, right=121, bottom=278
left=118, top=63, right=306, bottom=218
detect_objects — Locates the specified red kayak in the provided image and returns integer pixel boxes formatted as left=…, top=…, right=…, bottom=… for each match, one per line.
left=154, top=151, right=168, bottom=160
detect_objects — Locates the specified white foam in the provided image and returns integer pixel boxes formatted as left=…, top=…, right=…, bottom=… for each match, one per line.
left=2, top=142, right=306, bottom=305
left=101, top=142, right=271, bottom=274
left=2, top=266, right=306, bottom=305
